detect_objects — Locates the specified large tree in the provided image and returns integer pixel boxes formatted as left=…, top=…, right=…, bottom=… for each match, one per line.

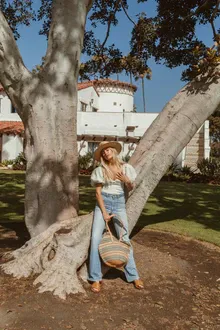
left=1, top=0, right=220, bottom=298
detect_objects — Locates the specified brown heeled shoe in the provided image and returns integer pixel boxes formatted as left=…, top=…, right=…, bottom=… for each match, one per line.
left=91, top=281, right=101, bottom=293
left=133, top=279, right=144, bottom=290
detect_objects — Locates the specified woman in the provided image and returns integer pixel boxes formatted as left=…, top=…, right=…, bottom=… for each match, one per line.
left=88, top=141, right=144, bottom=293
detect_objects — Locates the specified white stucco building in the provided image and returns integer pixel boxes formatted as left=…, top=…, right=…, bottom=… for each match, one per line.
left=0, top=79, right=210, bottom=168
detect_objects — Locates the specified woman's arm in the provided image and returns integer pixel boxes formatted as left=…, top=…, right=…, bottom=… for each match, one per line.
left=95, top=184, right=115, bottom=221
left=124, top=179, right=134, bottom=192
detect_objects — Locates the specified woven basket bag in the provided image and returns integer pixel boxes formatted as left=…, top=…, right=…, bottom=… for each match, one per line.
left=98, top=217, right=130, bottom=268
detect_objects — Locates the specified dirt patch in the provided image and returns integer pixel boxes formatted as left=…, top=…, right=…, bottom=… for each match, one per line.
left=0, top=225, right=220, bottom=330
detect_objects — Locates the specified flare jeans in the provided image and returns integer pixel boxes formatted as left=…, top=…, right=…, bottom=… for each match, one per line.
left=88, top=192, right=139, bottom=282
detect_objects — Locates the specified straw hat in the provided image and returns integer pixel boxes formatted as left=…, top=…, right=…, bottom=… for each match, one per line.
left=94, top=141, right=122, bottom=161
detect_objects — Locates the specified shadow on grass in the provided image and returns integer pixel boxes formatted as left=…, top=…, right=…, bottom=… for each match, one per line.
left=0, top=173, right=95, bottom=248
left=131, top=182, right=220, bottom=237
left=0, top=173, right=220, bottom=247
left=0, top=173, right=25, bottom=219
left=0, top=222, right=30, bottom=249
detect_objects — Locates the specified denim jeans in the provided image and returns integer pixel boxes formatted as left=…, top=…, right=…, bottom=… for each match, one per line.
left=88, top=192, right=139, bottom=282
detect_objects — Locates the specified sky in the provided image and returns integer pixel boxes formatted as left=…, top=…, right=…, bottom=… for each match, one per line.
left=15, top=0, right=216, bottom=113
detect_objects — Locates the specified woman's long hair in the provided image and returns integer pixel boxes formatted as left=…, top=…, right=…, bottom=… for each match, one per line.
left=100, top=147, right=124, bottom=181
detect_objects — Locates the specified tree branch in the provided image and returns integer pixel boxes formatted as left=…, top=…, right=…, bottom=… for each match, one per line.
left=0, top=9, right=31, bottom=118
left=210, top=20, right=217, bottom=39
left=209, top=0, right=220, bottom=40
left=121, top=1, right=136, bottom=26
left=43, top=0, right=89, bottom=82
left=184, top=0, right=211, bottom=21
left=101, top=0, right=122, bottom=49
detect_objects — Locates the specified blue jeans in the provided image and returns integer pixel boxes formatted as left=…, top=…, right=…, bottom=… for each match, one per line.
left=88, top=192, right=139, bottom=282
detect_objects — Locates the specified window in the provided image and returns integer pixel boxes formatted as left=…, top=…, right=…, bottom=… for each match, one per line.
left=88, top=142, right=98, bottom=153
left=92, top=107, right=98, bottom=112
left=80, top=102, right=87, bottom=112
left=11, top=104, right=16, bottom=113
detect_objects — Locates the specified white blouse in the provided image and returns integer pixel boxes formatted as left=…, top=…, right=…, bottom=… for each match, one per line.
left=90, top=163, right=137, bottom=195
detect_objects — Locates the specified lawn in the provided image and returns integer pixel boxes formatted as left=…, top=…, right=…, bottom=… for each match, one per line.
left=0, top=170, right=220, bottom=246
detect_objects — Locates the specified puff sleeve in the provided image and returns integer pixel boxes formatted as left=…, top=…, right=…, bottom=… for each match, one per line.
left=91, top=166, right=104, bottom=186
left=124, top=164, right=137, bottom=183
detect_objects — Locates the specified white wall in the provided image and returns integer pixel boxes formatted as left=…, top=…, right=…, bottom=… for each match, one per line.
left=78, top=86, right=134, bottom=113
left=2, top=134, right=23, bottom=161
left=77, top=112, right=158, bottom=137
left=204, top=120, right=210, bottom=159
left=97, top=91, right=134, bottom=112
left=0, top=91, right=21, bottom=121
left=0, top=86, right=211, bottom=168
left=78, top=87, right=99, bottom=112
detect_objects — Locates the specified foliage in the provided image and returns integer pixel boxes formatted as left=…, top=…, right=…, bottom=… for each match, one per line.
left=162, top=163, right=179, bottom=181
left=78, top=152, right=93, bottom=174
left=0, top=152, right=26, bottom=170
left=162, top=160, right=220, bottom=184
left=1, top=0, right=220, bottom=82
left=197, top=157, right=220, bottom=177
left=0, top=159, right=14, bottom=166
left=84, top=0, right=220, bottom=81
left=180, top=165, right=195, bottom=175
left=0, top=0, right=35, bottom=39
left=13, top=152, right=26, bottom=170
left=209, top=109, right=220, bottom=158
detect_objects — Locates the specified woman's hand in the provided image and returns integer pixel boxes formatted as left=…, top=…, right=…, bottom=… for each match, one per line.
left=103, top=213, right=115, bottom=222
left=116, top=171, right=134, bottom=192
left=115, top=171, right=130, bottom=184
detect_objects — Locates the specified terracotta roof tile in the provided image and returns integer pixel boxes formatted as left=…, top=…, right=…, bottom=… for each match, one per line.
left=0, top=121, right=24, bottom=135
left=0, top=79, right=137, bottom=93
left=93, top=79, right=137, bottom=92
left=78, top=79, right=137, bottom=92
left=77, top=81, right=94, bottom=90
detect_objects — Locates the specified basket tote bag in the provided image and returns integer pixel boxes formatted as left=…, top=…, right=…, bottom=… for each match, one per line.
left=98, top=216, right=131, bottom=268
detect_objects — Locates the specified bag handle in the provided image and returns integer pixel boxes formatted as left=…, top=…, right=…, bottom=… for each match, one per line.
left=105, top=215, right=127, bottom=242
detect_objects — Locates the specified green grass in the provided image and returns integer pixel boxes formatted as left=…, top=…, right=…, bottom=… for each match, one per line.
left=0, top=170, right=220, bottom=246
left=139, top=182, right=220, bottom=246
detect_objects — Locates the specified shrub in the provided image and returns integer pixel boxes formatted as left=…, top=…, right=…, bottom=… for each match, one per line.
left=162, top=163, right=180, bottom=181
left=13, top=152, right=26, bottom=170
left=180, top=165, right=195, bottom=175
left=197, top=158, right=220, bottom=177
left=78, top=152, right=93, bottom=171
left=1, top=159, right=14, bottom=166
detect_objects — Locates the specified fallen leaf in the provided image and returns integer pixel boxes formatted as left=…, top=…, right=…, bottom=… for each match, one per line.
left=6, top=310, right=13, bottom=313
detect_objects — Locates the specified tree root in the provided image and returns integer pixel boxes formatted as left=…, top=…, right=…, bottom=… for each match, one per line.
left=1, top=214, right=93, bottom=299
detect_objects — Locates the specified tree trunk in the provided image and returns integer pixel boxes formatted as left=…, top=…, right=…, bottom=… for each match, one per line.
left=127, top=73, right=220, bottom=231
left=142, top=77, right=146, bottom=112
left=0, top=0, right=91, bottom=236
left=24, top=92, right=79, bottom=237
left=130, top=72, right=133, bottom=85
left=2, top=71, right=220, bottom=299
left=2, top=215, right=93, bottom=299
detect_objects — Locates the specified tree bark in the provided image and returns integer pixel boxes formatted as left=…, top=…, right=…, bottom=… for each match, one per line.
left=142, top=77, right=146, bottom=113
left=2, top=214, right=93, bottom=299
left=0, top=1, right=90, bottom=236
left=23, top=92, right=79, bottom=236
left=127, top=72, right=220, bottom=231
